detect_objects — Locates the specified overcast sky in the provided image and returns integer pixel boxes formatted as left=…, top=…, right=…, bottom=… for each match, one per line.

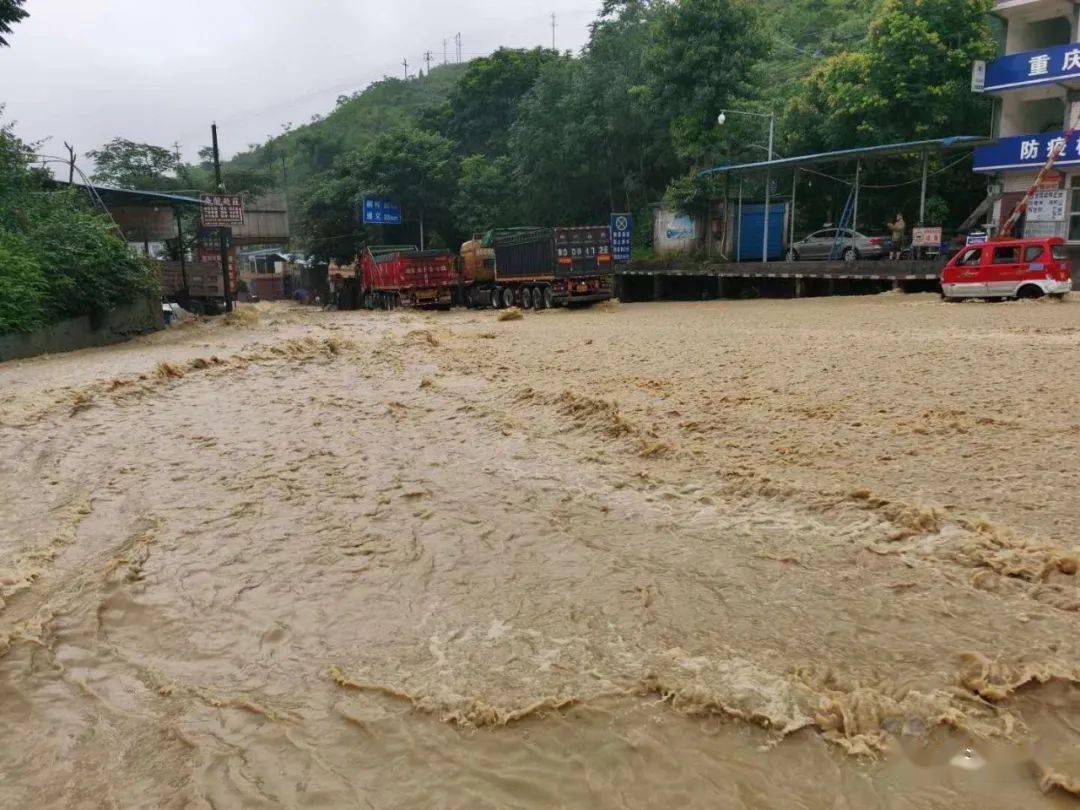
left=0, top=0, right=598, bottom=172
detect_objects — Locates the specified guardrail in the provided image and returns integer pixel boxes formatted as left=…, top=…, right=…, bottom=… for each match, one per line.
left=618, top=258, right=944, bottom=281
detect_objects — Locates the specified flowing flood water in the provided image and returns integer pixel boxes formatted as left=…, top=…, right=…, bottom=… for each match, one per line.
left=1, top=295, right=1078, bottom=808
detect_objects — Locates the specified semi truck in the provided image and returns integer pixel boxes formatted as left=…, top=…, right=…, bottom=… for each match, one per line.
left=359, top=245, right=457, bottom=310
left=460, top=226, right=614, bottom=309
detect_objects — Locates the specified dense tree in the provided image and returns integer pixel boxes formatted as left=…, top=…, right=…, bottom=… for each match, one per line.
left=0, top=0, right=27, bottom=47
left=441, top=48, right=562, bottom=157
left=646, top=0, right=768, bottom=163
left=785, top=0, right=995, bottom=151
left=1, top=121, right=157, bottom=334
left=296, top=127, right=458, bottom=262
left=86, top=138, right=180, bottom=190
left=452, top=155, right=517, bottom=234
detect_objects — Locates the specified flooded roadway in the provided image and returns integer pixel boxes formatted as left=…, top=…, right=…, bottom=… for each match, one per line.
left=0, top=296, right=1078, bottom=808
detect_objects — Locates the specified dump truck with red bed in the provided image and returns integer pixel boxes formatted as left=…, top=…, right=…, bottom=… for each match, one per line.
left=459, top=226, right=613, bottom=309
left=360, top=245, right=457, bottom=309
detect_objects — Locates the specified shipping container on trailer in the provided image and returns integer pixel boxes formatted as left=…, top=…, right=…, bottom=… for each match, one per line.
left=460, top=226, right=614, bottom=309
left=360, top=245, right=457, bottom=310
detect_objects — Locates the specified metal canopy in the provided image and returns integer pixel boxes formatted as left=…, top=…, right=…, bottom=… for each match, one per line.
left=700, top=136, right=990, bottom=177
left=52, top=180, right=203, bottom=207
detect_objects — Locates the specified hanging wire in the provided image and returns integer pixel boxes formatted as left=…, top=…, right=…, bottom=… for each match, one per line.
left=793, top=151, right=974, bottom=190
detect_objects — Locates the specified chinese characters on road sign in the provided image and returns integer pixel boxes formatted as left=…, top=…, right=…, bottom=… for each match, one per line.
left=610, top=214, right=633, bottom=263
left=362, top=198, right=403, bottom=225
left=200, top=194, right=245, bottom=227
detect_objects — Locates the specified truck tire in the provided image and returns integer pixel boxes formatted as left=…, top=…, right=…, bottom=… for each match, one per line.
left=521, top=287, right=533, bottom=309
left=502, top=287, right=515, bottom=309
left=543, top=286, right=555, bottom=309
left=532, top=287, right=545, bottom=309
left=491, top=287, right=503, bottom=309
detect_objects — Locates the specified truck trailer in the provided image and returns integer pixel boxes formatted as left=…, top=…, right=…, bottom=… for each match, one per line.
left=360, top=246, right=457, bottom=310
left=460, top=226, right=614, bottom=309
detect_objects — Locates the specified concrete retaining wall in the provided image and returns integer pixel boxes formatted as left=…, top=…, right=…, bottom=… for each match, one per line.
left=0, top=295, right=163, bottom=363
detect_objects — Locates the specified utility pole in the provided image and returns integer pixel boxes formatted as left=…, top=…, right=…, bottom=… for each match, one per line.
left=172, top=141, right=182, bottom=164
left=401, top=57, right=409, bottom=79
left=210, top=123, right=234, bottom=313
left=280, top=154, right=290, bottom=233
left=551, top=13, right=557, bottom=51
left=423, top=50, right=433, bottom=74
left=63, top=141, right=76, bottom=185
left=455, top=32, right=462, bottom=62
left=443, top=38, right=448, bottom=65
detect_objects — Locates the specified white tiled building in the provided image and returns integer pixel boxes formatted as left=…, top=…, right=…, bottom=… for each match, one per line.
left=976, top=1, right=1080, bottom=258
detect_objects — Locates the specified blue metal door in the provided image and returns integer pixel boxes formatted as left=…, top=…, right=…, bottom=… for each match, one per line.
left=737, top=203, right=787, bottom=262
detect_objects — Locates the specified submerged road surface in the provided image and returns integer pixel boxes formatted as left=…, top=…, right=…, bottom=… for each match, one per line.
left=1, top=296, right=1079, bottom=808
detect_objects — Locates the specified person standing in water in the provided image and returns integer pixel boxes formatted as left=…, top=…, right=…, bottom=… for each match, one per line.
left=888, top=214, right=906, bottom=260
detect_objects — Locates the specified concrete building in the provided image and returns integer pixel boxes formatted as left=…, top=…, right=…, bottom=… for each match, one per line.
left=975, top=0, right=1080, bottom=269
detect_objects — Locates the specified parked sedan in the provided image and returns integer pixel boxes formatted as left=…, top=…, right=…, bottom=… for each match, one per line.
left=786, top=228, right=888, bottom=262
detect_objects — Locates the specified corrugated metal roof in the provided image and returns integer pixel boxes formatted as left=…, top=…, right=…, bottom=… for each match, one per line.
left=53, top=181, right=203, bottom=206
left=700, top=136, right=991, bottom=176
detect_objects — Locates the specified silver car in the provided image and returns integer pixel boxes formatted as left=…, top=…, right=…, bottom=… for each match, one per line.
left=786, top=228, right=888, bottom=262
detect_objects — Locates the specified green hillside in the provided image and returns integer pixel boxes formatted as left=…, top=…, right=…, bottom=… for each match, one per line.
left=228, top=63, right=468, bottom=188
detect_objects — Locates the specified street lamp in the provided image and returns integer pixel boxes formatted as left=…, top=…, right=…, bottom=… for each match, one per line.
left=718, top=108, right=776, bottom=263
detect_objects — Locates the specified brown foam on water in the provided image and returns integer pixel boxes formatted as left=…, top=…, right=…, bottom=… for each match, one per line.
left=3, top=299, right=1080, bottom=807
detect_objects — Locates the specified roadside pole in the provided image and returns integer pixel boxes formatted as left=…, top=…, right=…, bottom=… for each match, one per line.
left=852, top=160, right=861, bottom=258
left=211, top=123, right=234, bottom=313
left=789, top=169, right=798, bottom=252
left=174, top=208, right=190, bottom=302
left=737, top=180, right=744, bottom=261
left=918, top=149, right=929, bottom=225
left=762, top=114, right=775, bottom=264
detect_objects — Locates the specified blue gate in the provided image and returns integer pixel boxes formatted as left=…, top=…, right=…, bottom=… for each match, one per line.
left=737, top=203, right=787, bottom=262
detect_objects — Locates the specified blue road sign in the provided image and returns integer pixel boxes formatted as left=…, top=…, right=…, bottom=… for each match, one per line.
left=363, top=198, right=403, bottom=225
left=610, top=213, right=633, bottom=263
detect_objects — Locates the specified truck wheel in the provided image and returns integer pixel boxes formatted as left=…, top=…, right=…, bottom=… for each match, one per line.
left=491, top=287, right=503, bottom=309
left=543, top=286, right=555, bottom=309
left=521, top=287, right=533, bottom=309
left=532, top=287, right=545, bottom=309
left=502, top=287, right=515, bottom=309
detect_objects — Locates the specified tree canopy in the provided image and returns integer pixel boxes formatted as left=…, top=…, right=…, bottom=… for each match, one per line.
left=1, top=119, right=158, bottom=334
left=0, top=0, right=28, bottom=47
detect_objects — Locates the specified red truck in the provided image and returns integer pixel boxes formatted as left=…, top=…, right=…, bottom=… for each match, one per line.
left=360, top=246, right=457, bottom=310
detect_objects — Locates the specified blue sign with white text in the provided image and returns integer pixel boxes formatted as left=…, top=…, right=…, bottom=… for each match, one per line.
left=984, top=43, right=1080, bottom=93
left=362, top=198, right=403, bottom=225
left=973, top=130, right=1080, bottom=173
left=610, top=213, right=633, bottom=263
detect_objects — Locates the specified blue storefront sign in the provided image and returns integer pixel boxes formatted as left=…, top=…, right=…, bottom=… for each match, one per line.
left=973, top=130, right=1080, bottom=173
left=983, top=43, right=1080, bottom=93
left=610, top=213, right=633, bottom=263
left=362, top=198, right=403, bottom=225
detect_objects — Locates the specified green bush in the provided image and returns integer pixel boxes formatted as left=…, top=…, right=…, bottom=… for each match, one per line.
left=0, top=123, right=159, bottom=335
left=0, top=232, right=46, bottom=333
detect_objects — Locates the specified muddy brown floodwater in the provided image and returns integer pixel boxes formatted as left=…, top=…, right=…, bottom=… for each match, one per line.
left=1, top=295, right=1080, bottom=808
